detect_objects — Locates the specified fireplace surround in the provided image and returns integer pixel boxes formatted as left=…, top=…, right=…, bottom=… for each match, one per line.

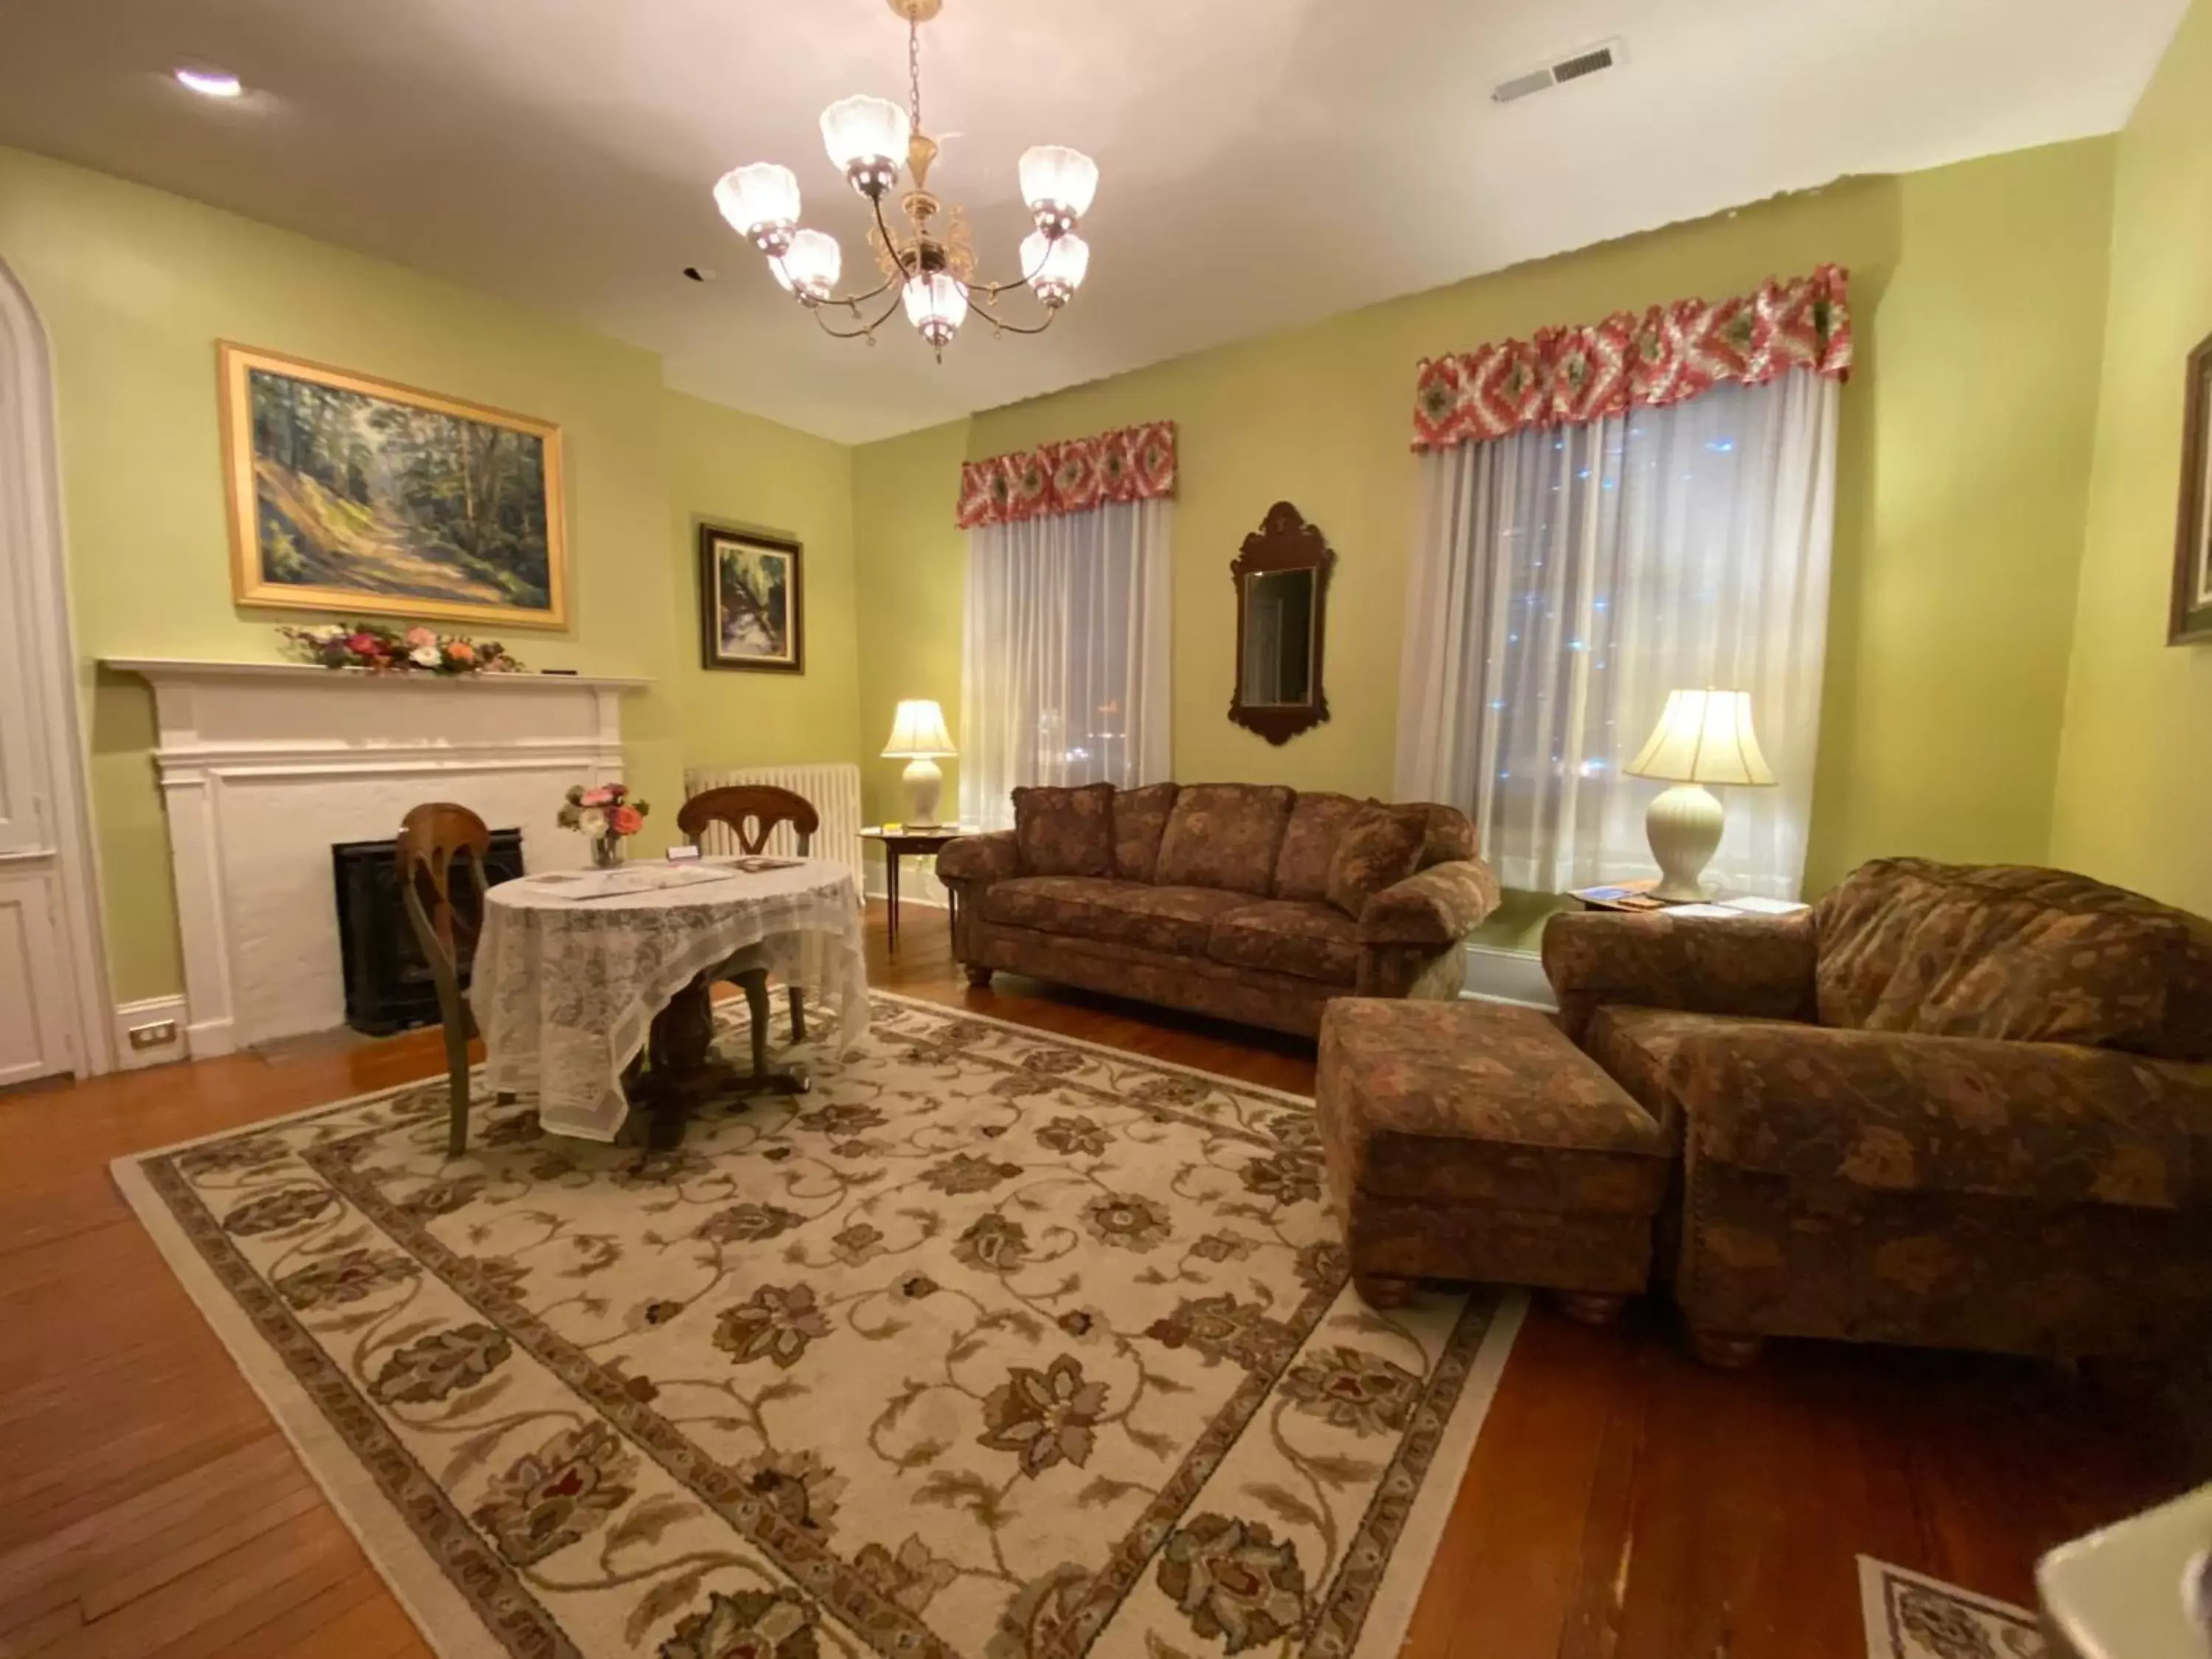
left=111, top=658, right=647, bottom=1054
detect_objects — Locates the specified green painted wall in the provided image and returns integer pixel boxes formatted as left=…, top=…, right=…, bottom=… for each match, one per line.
left=852, top=420, right=971, bottom=828
left=662, top=390, right=861, bottom=779
left=860, top=140, right=2117, bottom=939
left=2049, top=0, right=2212, bottom=917
left=0, top=146, right=855, bottom=1004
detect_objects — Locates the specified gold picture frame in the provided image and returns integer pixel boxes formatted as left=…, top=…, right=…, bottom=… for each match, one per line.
left=219, top=342, right=570, bottom=629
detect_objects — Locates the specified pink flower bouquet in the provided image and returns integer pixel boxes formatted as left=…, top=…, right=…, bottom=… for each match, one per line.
left=559, top=781, right=651, bottom=868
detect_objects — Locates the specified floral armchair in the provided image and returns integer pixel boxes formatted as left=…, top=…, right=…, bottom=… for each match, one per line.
left=1544, top=858, right=2212, bottom=1366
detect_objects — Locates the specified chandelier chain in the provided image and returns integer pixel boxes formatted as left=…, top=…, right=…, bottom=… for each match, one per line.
left=908, top=19, right=922, bottom=136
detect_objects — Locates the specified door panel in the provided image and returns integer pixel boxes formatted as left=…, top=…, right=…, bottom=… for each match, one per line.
left=0, top=866, right=69, bottom=1085
left=0, top=414, right=46, bottom=859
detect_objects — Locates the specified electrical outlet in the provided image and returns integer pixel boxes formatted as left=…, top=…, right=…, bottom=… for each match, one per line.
left=128, top=1020, right=178, bottom=1051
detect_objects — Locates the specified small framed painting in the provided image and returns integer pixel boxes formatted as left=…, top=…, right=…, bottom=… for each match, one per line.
left=698, top=523, right=805, bottom=672
left=2174, top=330, right=2212, bottom=645
left=219, top=342, right=568, bottom=628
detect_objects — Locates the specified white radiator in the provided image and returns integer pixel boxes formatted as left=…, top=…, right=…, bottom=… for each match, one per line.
left=682, top=761, right=864, bottom=888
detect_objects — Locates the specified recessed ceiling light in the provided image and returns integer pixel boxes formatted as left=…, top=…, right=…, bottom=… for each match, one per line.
left=173, top=66, right=244, bottom=99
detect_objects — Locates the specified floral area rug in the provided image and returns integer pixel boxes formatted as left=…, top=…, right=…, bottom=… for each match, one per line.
left=1858, top=1557, right=2045, bottom=1658
left=116, top=992, right=1522, bottom=1659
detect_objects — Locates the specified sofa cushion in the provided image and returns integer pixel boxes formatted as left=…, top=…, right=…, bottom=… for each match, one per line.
left=1207, top=900, right=1360, bottom=987
left=1112, top=783, right=1180, bottom=883
left=1325, top=804, right=1427, bottom=919
left=1671, top=1020, right=2209, bottom=1210
left=1154, top=784, right=1294, bottom=895
left=1271, top=792, right=1366, bottom=902
left=1813, top=858, right=2212, bottom=1060
left=1317, top=999, right=1672, bottom=1214
left=1012, top=783, right=1115, bottom=877
left=1414, top=804, right=1478, bottom=869
left=1582, top=1005, right=1801, bottom=1143
left=981, top=877, right=1251, bottom=956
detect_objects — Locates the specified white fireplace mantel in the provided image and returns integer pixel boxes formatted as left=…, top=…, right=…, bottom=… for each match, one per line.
left=110, top=657, right=650, bottom=1056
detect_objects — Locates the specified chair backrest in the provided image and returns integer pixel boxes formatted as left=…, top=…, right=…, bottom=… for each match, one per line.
left=678, top=784, right=818, bottom=858
left=395, top=801, right=493, bottom=976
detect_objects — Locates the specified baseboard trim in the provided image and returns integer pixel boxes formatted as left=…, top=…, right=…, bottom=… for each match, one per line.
left=1459, top=944, right=1555, bottom=1010
left=184, top=1015, right=237, bottom=1060
left=863, top=867, right=950, bottom=910
left=114, top=995, right=190, bottom=1071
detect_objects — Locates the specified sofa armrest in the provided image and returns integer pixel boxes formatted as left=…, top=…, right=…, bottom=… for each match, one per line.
left=1671, top=1022, right=2212, bottom=1208
left=936, top=830, right=1020, bottom=886
left=1357, top=858, right=1502, bottom=948
left=1543, top=910, right=1816, bottom=1041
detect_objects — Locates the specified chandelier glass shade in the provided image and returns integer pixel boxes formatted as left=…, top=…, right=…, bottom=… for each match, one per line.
left=713, top=0, right=1097, bottom=360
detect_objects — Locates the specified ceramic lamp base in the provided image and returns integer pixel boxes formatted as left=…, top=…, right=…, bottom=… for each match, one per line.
left=901, top=757, right=945, bottom=827
left=1645, top=782, right=1725, bottom=902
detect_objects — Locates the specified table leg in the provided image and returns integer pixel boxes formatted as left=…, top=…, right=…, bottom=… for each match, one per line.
left=633, top=970, right=809, bottom=1149
left=886, top=849, right=900, bottom=956
left=637, top=973, right=715, bottom=1149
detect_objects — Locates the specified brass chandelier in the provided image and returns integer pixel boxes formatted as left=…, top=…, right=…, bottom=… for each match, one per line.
left=713, top=0, right=1098, bottom=360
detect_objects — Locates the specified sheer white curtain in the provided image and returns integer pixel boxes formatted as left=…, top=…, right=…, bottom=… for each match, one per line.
left=1396, top=372, right=1839, bottom=900
left=960, top=498, right=1172, bottom=829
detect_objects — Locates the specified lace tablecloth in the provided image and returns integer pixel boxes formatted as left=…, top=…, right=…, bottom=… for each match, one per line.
left=473, top=858, right=869, bottom=1141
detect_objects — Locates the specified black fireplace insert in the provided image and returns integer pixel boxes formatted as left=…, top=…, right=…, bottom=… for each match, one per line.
left=332, top=830, right=525, bottom=1036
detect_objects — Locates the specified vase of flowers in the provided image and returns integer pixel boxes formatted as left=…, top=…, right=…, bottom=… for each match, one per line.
left=559, top=782, right=649, bottom=868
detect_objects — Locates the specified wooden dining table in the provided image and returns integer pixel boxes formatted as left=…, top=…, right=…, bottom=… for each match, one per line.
left=470, top=855, right=870, bottom=1144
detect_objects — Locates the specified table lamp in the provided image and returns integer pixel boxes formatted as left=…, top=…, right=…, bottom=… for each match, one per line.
left=1624, top=689, right=1775, bottom=901
left=882, top=698, right=956, bottom=827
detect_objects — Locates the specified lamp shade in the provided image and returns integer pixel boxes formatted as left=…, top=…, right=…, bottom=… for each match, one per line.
left=902, top=272, right=968, bottom=347
left=1018, top=145, right=1099, bottom=218
left=820, top=94, right=910, bottom=173
left=1625, top=689, right=1776, bottom=786
left=883, top=698, right=956, bottom=759
left=771, top=229, right=841, bottom=302
left=1020, top=231, right=1089, bottom=305
left=714, top=163, right=801, bottom=239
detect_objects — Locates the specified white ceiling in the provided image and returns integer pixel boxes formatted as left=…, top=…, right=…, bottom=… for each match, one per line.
left=0, top=0, right=2186, bottom=442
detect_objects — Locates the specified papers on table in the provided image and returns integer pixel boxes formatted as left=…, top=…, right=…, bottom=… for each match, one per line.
left=1568, top=883, right=1811, bottom=919
left=523, top=856, right=817, bottom=902
left=526, top=864, right=745, bottom=901
left=1660, top=895, right=1811, bottom=920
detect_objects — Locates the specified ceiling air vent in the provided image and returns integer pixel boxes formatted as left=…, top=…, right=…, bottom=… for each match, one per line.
left=1492, top=39, right=1623, bottom=104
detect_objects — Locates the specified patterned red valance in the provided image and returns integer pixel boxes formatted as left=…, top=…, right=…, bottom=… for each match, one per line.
left=1410, top=265, right=1853, bottom=453
left=955, top=421, right=1177, bottom=529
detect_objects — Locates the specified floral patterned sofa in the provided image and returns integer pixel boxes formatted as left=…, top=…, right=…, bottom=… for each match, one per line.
left=938, top=783, right=1500, bottom=1037
left=1544, top=858, right=2212, bottom=1366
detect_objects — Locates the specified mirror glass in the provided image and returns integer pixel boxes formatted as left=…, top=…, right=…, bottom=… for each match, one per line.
left=1239, top=568, right=1318, bottom=707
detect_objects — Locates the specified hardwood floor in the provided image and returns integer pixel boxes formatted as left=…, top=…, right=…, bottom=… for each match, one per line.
left=0, top=900, right=2181, bottom=1658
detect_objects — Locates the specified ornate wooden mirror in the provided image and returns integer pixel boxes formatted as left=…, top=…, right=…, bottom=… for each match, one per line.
left=1228, top=501, right=1334, bottom=745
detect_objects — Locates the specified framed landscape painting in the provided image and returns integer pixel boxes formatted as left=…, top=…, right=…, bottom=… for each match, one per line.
left=219, top=343, right=568, bottom=628
left=698, top=522, right=804, bottom=673
left=2174, top=330, right=2212, bottom=645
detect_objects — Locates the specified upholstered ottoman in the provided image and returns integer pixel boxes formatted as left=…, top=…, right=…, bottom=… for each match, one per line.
left=1315, top=998, right=1673, bottom=1320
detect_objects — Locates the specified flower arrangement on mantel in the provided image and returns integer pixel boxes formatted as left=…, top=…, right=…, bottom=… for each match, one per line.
left=277, top=622, right=524, bottom=675
left=560, top=782, right=650, bottom=868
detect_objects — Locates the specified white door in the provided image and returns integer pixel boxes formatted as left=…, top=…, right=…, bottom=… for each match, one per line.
left=0, top=868, right=70, bottom=1085
left=0, top=269, right=83, bottom=1084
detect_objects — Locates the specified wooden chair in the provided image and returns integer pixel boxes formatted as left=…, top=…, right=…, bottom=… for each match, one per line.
left=396, top=802, right=495, bottom=1158
left=677, top=785, right=820, bottom=1077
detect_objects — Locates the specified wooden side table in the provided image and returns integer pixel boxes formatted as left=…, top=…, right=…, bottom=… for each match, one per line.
left=860, top=826, right=970, bottom=954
